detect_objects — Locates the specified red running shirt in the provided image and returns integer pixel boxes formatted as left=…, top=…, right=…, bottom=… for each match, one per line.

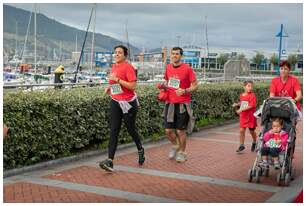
left=239, top=92, right=257, bottom=128
left=109, top=61, right=137, bottom=101
left=270, top=75, right=301, bottom=110
left=164, top=63, right=196, bottom=103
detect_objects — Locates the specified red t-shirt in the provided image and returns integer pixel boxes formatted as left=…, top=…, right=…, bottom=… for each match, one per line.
left=164, top=63, right=197, bottom=103
left=270, top=75, right=301, bottom=110
left=109, top=61, right=137, bottom=101
left=239, top=92, right=257, bottom=128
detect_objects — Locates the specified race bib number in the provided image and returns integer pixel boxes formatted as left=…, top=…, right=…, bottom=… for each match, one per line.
left=265, top=139, right=281, bottom=148
left=111, top=84, right=123, bottom=95
left=168, top=77, right=180, bottom=89
left=240, top=101, right=249, bottom=110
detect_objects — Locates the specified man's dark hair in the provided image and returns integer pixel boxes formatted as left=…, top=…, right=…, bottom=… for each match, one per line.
left=172, top=47, right=183, bottom=55
left=114, top=45, right=128, bottom=57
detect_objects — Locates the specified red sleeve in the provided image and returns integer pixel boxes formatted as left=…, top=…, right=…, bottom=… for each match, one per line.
left=249, top=93, right=256, bottom=108
left=126, top=64, right=137, bottom=82
left=164, top=65, right=169, bottom=80
left=270, top=78, right=277, bottom=94
left=188, top=67, right=197, bottom=82
left=293, top=77, right=301, bottom=92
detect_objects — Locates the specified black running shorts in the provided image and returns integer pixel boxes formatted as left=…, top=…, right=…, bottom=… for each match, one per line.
left=164, top=103, right=189, bottom=130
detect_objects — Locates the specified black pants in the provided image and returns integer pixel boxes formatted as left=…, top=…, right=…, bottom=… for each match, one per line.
left=261, top=147, right=281, bottom=158
left=108, top=99, right=142, bottom=159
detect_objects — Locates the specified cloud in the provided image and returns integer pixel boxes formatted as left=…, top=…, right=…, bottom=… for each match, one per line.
left=6, top=3, right=303, bottom=52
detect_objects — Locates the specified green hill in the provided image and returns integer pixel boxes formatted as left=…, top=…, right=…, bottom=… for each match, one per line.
left=3, top=4, right=140, bottom=60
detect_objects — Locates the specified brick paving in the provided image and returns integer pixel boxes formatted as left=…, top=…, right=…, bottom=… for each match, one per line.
left=43, top=166, right=273, bottom=202
left=4, top=182, right=135, bottom=203
left=3, top=121, right=303, bottom=203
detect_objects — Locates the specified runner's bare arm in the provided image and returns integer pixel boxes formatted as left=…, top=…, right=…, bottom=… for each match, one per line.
left=238, top=105, right=254, bottom=112
left=186, top=80, right=199, bottom=93
left=295, top=90, right=302, bottom=102
left=176, top=80, right=199, bottom=96
left=108, top=73, right=137, bottom=91
left=117, top=79, right=137, bottom=91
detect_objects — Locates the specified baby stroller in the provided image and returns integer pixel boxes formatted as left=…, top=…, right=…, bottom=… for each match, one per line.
left=248, top=97, right=298, bottom=186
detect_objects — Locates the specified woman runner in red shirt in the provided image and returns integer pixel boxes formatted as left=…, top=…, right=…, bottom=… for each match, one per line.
left=99, top=45, right=145, bottom=172
left=270, top=60, right=302, bottom=110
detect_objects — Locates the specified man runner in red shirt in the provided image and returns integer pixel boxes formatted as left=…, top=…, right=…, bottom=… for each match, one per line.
left=163, top=47, right=198, bottom=162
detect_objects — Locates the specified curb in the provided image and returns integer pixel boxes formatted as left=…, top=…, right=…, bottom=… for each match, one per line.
left=264, top=175, right=303, bottom=203
left=4, top=119, right=237, bottom=178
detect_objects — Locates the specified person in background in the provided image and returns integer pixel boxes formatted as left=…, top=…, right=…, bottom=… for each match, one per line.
left=54, top=65, right=65, bottom=89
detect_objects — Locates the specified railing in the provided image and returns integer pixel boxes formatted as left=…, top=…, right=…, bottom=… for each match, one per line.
left=3, top=82, right=108, bottom=93
left=234, top=76, right=274, bottom=82
left=5, top=75, right=302, bottom=92
left=0, top=77, right=262, bottom=92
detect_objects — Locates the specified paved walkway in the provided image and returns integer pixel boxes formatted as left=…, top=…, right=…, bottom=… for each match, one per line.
left=3, top=121, right=303, bottom=203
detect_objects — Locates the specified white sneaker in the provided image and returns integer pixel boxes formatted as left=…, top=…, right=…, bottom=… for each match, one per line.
left=175, top=151, right=187, bottom=163
left=168, top=145, right=179, bottom=159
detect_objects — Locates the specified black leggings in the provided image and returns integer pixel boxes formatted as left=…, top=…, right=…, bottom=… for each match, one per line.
left=108, top=99, right=143, bottom=159
left=261, top=147, right=281, bottom=158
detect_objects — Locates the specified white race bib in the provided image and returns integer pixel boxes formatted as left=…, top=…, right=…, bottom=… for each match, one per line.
left=111, top=84, right=123, bottom=95
left=265, top=139, right=281, bottom=148
left=240, top=101, right=249, bottom=110
left=168, top=77, right=180, bottom=89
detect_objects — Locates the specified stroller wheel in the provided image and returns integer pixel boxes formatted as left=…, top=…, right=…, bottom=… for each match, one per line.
left=263, top=169, right=269, bottom=177
left=276, top=173, right=282, bottom=186
left=259, top=168, right=263, bottom=176
left=290, top=167, right=296, bottom=180
left=284, top=173, right=291, bottom=186
left=248, top=169, right=253, bottom=182
left=255, top=169, right=260, bottom=183
left=252, top=169, right=257, bottom=177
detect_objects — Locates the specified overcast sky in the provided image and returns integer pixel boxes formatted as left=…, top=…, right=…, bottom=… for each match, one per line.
left=6, top=3, right=303, bottom=52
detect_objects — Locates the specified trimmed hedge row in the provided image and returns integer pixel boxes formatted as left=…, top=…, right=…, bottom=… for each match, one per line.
left=3, top=83, right=270, bottom=169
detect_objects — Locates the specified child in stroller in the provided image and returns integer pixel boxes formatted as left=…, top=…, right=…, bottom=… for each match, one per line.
left=248, top=97, right=297, bottom=186
left=260, top=118, right=288, bottom=170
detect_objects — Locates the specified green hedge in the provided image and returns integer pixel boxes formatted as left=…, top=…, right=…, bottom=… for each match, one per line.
left=3, top=83, right=270, bottom=169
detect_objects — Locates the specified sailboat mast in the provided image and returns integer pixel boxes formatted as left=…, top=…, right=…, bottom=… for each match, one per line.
left=90, top=4, right=97, bottom=74
left=75, top=34, right=78, bottom=52
left=34, top=3, right=37, bottom=74
left=74, top=5, right=94, bottom=83
left=20, top=6, right=33, bottom=62
left=59, top=41, right=62, bottom=62
left=125, top=19, right=131, bottom=61
left=15, top=21, right=18, bottom=57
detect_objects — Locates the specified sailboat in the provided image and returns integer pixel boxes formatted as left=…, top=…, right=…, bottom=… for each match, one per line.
left=73, top=4, right=102, bottom=84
